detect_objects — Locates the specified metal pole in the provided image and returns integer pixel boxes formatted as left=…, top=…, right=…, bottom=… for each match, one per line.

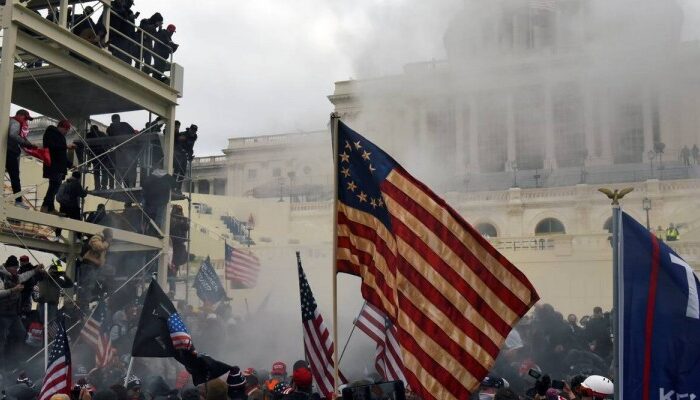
left=599, top=186, right=632, bottom=400
left=185, top=161, right=193, bottom=304
left=645, top=209, right=650, bottom=230
left=330, top=112, right=341, bottom=394
left=44, top=302, right=49, bottom=371
left=612, top=203, right=621, bottom=400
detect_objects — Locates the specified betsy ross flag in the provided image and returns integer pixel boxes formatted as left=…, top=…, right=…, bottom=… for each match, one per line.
left=81, top=302, right=117, bottom=367
left=39, top=317, right=71, bottom=400
left=335, top=121, right=539, bottom=399
left=132, top=279, right=192, bottom=357
left=621, top=212, right=700, bottom=399
left=355, top=303, right=406, bottom=385
left=225, top=243, right=260, bottom=288
left=296, top=252, right=346, bottom=398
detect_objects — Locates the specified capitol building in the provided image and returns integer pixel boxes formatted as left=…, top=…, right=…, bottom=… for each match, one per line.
left=187, top=0, right=700, bottom=316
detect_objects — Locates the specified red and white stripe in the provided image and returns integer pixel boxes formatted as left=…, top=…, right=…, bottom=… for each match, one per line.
left=225, top=247, right=260, bottom=288
left=171, top=332, right=193, bottom=350
left=81, top=311, right=116, bottom=367
left=39, top=356, right=70, bottom=400
left=356, top=303, right=406, bottom=385
left=303, top=308, right=339, bottom=399
left=337, top=168, right=539, bottom=399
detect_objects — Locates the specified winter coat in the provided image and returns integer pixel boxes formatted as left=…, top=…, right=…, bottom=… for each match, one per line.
left=142, top=170, right=175, bottom=208
left=59, top=176, right=88, bottom=208
left=82, top=233, right=110, bottom=267
left=18, top=263, right=41, bottom=313
left=154, top=30, right=177, bottom=58
left=43, top=125, right=69, bottom=178
left=0, top=265, right=38, bottom=316
left=35, top=270, right=73, bottom=304
left=7, top=118, right=33, bottom=156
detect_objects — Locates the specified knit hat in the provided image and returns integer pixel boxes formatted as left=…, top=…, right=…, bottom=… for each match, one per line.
left=126, top=375, right=141, bottom=390
left=5, top=256, right=18, bottom=268
left=226, top=367, right=246, bottom=391
left=271, top=361, right=287, bottom=376
left=18, top=255, right=29, bottom=264
left=292, top=367, right=313, bottom=389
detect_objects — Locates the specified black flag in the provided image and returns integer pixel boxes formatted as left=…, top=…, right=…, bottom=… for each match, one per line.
left=193, top=257, right=227, bottom=304
left=176, top=351, right=232, bottom=386
left=131, top=279, right=188, bottom=357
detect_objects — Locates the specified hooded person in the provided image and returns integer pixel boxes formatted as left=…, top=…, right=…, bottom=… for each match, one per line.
left=6, top=109, right=37, bottom=207
left=226, top=367, right=247, bottom=400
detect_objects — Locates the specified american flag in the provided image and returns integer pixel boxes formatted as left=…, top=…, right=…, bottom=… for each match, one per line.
left=81, top=302, right=116, bottom=367
left=335, top=121, right=539, bottom=399
left=225, top=243, right=260, bottom=288
left=167, top=312, right=193, bottom=351
left=355, top=303, right=406, bottom=385
left=296, top=252, right=346, bottom=399
left=39, top=317, right=71, bottom=400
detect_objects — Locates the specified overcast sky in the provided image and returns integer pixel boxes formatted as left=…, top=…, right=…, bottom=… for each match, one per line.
left=90, top=0, right=700, bottom=156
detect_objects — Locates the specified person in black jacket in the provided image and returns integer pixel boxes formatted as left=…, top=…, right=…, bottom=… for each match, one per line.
left=141, top=169, right=175, bottom=233
left=85, top=125, right=110, bottom=190
left=106, top=114, right=137, bottom=188
left=41, top=120, right=75, bottom=213
left=17, top=255, right=42, bottom=329
left=153, top=24, right=178, bottom=81
left=138, top=12, right=163, bottom=72
left=55, top=171, right=88, bottom=238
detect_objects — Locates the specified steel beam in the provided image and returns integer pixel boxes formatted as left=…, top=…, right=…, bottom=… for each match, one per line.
left=0, top=231, right=68, bottom=253
left=10, top=4, right=179, bottom=112
left=15, top=31, right=170, bottom=117
left=5, top=207, right=163, bottom=249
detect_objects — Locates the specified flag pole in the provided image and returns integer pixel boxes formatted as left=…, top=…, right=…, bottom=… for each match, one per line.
left=330, top=112, right=341, bottom=394
left=124, top=357, right=134, bottom=385
left=599, top=187, right=632, bottom=400
left=44, top=302, right=49, bottom=371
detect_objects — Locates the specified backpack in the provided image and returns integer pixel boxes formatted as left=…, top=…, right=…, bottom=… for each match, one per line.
left=55, top=179, right=71, bottom=205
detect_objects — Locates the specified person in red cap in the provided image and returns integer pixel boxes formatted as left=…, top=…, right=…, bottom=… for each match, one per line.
left=41, top=119, right=76, bottom=214
left=152, top=23, right=179, bottom=82
left=285, top=367, right=319, bottom=399
left=6, top=109, right=37, bottom=208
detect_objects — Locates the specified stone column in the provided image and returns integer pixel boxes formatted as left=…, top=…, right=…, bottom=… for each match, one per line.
left=583, top=83, right=596, bottom=165
left=506, top=93, right=516, bottom=171
left=468, top=95, right=480, bottom=172
left=543, top=84, right=557, bottom=169
left=642, top=86, right=654, bottom=157
left=599, top=88, right=613, bottom=163
left=454, top=98, right=467, bottom=174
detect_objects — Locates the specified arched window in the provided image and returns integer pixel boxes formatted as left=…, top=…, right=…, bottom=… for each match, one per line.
left=475, top=223, right=498, bottom=238
left=535, top=218, right=566, bottom=235
left=603, top=217, right=613, bottom=233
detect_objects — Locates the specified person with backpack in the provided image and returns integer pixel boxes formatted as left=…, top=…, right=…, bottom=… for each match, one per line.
left=54, top=171, right=88, bottom=240
left=77, top=228, right=112, bottom=309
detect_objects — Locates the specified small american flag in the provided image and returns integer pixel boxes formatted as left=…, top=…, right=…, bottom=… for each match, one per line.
left=167, top=313, right=193, bottom=351
left=39, top=317, right=71, bottom=400
left=81, top=302, right=116, bottom=367
left=297, top=252, right=346, bottom=399
left=225, top=243, right=260, bottom=288
left=355, top=303, right=406, bottom=385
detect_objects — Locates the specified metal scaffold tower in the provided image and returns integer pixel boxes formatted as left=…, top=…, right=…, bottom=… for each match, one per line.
left=0, top=0, right=184, bottom=288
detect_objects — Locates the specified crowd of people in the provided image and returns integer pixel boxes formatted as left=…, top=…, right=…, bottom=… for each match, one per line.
left=41, top=0, right=179, bottom=81
left=4, top=108, right=197, bottom=237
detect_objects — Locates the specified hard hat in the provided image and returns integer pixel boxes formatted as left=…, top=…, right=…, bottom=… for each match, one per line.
left=167, top=24, right=176, bottom=33
left=580, top=375, right=614, bottom=398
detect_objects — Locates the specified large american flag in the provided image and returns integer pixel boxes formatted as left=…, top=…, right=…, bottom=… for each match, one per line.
left=355, top=303, right=406, bottom=385
left=81, top=302, right=116, bottom=367
left=225, top=243, right=260, bottom=288
left=335, top=121, right=539, bottom=399
left=296, top=252, right=346, bottom=399
left=39, top=317, right=71, bottom=400
left=167, top=312, right=193, bottom=351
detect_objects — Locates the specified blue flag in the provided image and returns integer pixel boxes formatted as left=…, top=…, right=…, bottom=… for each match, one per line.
left=193, top=257, right=227, bottom=304
left=622, top=212, right=700, bottom=399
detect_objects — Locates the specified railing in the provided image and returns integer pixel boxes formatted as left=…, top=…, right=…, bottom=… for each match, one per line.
left=290, top=201, right=332, bottom=213
left=227, top=131, right=327, bottom=149
left=489, top=237, right=555, bottom=252
left=192, top=156, right=227, bottom=166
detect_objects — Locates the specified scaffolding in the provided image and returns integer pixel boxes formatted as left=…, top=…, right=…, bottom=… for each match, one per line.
left=0, top=0, right=183, bottom=288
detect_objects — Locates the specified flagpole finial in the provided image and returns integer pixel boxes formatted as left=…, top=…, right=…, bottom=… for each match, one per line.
left=598, top=187, right=634, bottom=205
left=331, top=112, right=340, bottom=120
